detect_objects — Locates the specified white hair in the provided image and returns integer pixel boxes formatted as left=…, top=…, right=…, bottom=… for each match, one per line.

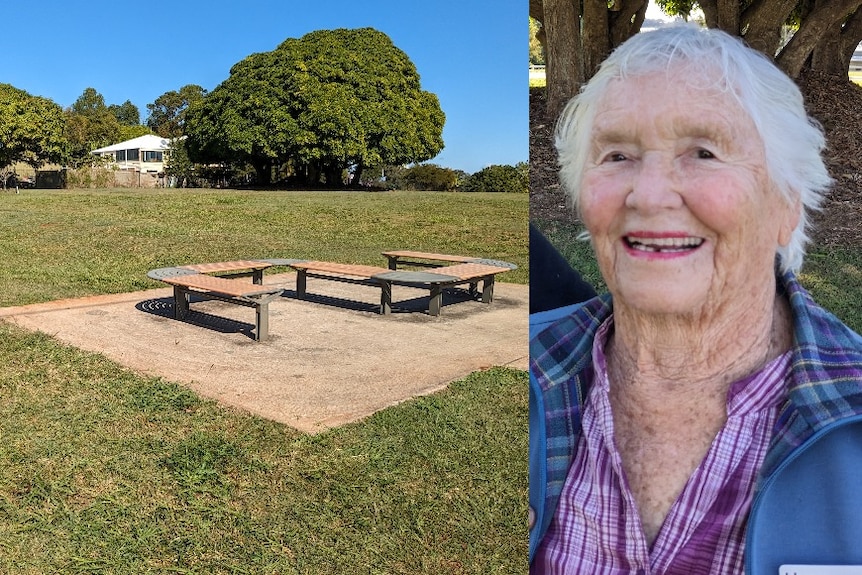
left=555, top=23, right=832, bottom=273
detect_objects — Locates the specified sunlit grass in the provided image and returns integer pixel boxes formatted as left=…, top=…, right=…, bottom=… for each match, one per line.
left=0, top=188, right=529, bottom=573
left=0, top=323, right=527, bottom=573
left=0, top=188, right=527, bottom=306
left=529, top=67, right=546, bottom=88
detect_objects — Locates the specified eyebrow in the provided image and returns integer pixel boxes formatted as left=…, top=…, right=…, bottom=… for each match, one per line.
left=591, top=115, right=736, bottom=149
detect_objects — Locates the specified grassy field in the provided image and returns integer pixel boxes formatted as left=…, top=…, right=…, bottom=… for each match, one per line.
left=534, top=218, right=862, bottom=334
left=528, top=68, right=545, bottom=89
left=0, top=189, right=527, bottom=306
left=0, top=189, right=528, bottom=574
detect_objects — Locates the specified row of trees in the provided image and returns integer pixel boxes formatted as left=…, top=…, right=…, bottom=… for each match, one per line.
left=383, top=162, right=528, bottom=193
left=1, top=28, right=448, bottom=189
left=532, top=0, right=862, bottom=120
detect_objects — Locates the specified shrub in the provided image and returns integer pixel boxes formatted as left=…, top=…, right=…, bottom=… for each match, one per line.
left=385, top=163, right=461, bottom=191
left=460, top=162, right=528, bottom=193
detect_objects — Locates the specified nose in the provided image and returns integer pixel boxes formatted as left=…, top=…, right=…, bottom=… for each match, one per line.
left=625, top=153, right=683, bottom=211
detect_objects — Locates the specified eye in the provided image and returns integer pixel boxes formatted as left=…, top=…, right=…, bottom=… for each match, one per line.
left=695, top=148, right=715, bottom=159
left=604, top=152, right=627, bottom=162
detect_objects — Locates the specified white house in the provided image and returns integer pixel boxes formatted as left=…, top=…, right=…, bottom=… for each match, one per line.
left=91, top=134, right=172, bottom=174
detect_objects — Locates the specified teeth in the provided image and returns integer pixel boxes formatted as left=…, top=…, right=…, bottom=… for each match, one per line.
left=627, top=236, right=703, bottom=252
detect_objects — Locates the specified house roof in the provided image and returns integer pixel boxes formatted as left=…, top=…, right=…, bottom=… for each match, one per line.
left=91, top=134, right=172, bottom=154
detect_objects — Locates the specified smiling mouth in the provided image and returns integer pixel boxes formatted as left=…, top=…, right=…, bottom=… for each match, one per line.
left=624, top=236, right=704, bottom=253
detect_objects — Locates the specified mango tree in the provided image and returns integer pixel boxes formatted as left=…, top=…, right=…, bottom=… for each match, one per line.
left=184, top=27, right=445, bottom=186
left=0, top=83, right=66, bottom=185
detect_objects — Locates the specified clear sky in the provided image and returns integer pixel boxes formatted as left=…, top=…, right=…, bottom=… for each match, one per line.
left=1, top=0, right=526, bottom=174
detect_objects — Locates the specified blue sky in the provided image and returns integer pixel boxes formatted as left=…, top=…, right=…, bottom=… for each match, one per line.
left=2, top=0, right=526, bottom=174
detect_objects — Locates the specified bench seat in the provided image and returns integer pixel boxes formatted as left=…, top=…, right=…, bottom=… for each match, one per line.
left=179, top=260, right=273, bottom=283
left=381, top=250, right=519, bottom=271
left=148, top=265, right=283, bottom=341
left=286, top=259, right=514, bottom=316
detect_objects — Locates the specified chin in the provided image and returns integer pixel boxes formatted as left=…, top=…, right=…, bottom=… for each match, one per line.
left=612, top=281, right=711, bottom=318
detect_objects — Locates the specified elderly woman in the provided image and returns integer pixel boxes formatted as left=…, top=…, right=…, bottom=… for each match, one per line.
left=529, top=24, right=862, bottom=574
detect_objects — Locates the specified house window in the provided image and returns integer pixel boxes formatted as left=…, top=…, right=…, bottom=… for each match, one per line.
left=115, top=150, right=126, bottom=162
left=127, top=149, right=140, bottom=161
left=144, top=151, right=163, bottom=162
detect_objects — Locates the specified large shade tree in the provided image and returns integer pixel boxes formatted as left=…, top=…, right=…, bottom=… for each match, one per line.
left=532, top=0, right=862, bottom=120
left=184, top=27, right=445, bottom=186
left=64, top=87, right=122, bottom=165
left=146, top=84, right=207, bottom=138
left=0, top=83, right=66, bottom=174
left=108, top=100, right=141, bottom=126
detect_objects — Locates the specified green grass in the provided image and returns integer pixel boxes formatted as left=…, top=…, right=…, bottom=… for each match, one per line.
left=528, top=72, right=545, bottom=89
left=0, top=189, right=527, bottom=306
left=0, top=189, right=528, bottom=574
left=533, top=218, right=862, bottom=333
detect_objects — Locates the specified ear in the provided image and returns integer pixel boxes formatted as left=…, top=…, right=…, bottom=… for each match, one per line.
left=777, top=196, right=802, bottom=248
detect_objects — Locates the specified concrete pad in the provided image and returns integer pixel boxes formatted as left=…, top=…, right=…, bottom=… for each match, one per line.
left=0, top=272, right=527, bottom=433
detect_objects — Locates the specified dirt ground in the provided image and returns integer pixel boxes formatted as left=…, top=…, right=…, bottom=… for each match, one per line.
left=0, top=272, right=527, bottom=434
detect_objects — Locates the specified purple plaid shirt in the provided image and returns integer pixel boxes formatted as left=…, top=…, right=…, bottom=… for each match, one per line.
left=532, top=318, right=792, bottom=575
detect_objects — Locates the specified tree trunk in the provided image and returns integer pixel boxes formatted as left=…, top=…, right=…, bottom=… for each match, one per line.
left=699, top=0, right=719, bottom=29
left=609, top=0, right=648, bottom=49
left=842, top=9, right=862, bottom=66
left=542, top=0, right=581, bottom=122
left=324, top=163, right=343, bottom=187
left=742, top=0, right=798, bottom=56
left=302, top=162, right=321, bottom=186
left=582, top=0, right=610, bottom=80
left=777, top=0, right=862, bottom=78
left=351, top=162, right=364, bottom=187
left=811, top=6, right=862, bottom=77
left=716, top=0, right=740, bottom=34
left=252, top=160, right=271, bottom=185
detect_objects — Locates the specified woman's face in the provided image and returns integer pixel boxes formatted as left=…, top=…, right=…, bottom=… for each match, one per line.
left=580, top=69, right=800, bottom=317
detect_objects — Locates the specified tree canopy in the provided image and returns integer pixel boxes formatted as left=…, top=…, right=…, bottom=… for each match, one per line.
left=461, top=163, right=529, bottom=193
left=0, top=83, right=66, bottom=170
left=184, top=27, right=445, bottom=186
left=108, top=100, right=141, bottom=126
left=146, top=84, right=207, bottom=138
left=65, top=87, right=122, bottom=165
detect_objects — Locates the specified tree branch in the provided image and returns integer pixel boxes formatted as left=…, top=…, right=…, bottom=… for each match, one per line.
left=741, top=0, right=798, bottom=56
left=609, top=0, right=648, bottom=47
left=777, top=0, right=862, bottom=77
left=840, top=7, right=862, bottom=63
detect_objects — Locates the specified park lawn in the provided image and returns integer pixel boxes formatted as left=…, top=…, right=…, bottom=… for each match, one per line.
left=0, top=189, right=528, bottom=307
left=534, top=218, right=862, bottom=334
left=0, top=189, right=529, bottom=574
